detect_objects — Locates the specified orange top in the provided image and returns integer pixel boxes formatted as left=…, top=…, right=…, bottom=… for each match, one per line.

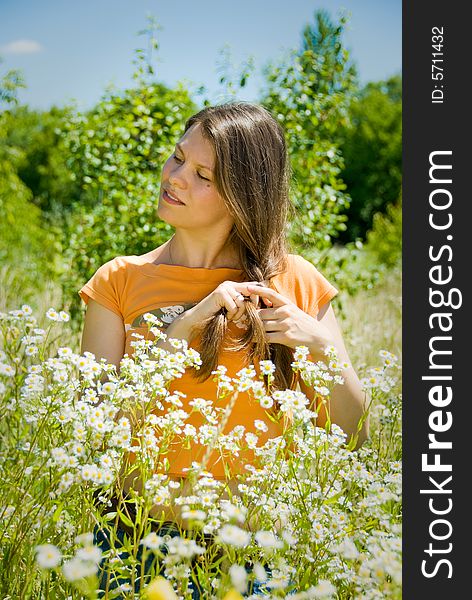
left=79, top=253, right=338, bottom=478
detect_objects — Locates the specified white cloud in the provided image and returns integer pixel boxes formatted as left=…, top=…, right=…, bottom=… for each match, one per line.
left=1, top=39, right=43, bottom=55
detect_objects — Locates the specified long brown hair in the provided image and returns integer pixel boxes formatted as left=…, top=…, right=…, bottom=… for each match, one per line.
left=185, top=102, right=295, bottom=390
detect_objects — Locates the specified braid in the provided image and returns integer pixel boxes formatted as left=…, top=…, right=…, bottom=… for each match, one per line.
left=196, top=294, right=296, bottom=392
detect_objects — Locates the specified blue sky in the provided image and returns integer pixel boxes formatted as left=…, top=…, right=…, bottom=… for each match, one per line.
left=0, top=0, right=401, bottom=111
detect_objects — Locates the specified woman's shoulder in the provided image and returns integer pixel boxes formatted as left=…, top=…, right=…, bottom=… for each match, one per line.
left=284, top=253, right=323, bottom=276
left=83, top=254, right=154, bottom=290
left=97, top=250, right=163, bottom=272
left=271, top=254, right=322, bottom=289
left=93, top=254, right=142, bottom=273
left=273, top=253, right=337, bottom=313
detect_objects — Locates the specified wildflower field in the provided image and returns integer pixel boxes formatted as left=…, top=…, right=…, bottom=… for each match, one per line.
left=1, top=8, right=402, bottom=596
left=0, top=270, right=402, bottom=599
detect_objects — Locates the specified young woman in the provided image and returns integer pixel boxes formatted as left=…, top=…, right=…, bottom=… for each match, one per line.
left=79, top=102, right=368, bottom=595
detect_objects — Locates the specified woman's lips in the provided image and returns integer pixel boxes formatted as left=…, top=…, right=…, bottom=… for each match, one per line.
left=163, top=190, right=185, bottom=205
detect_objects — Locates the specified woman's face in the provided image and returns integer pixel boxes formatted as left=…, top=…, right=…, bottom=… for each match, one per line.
left=157, top=124, right=234, bottom=236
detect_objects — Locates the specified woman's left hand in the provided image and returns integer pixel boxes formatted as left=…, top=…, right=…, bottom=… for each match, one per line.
left=246, top=284, right=335, bottom=360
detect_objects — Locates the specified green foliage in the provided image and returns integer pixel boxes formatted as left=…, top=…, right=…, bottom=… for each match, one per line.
left=1, top=105, right=79, bottom=217
left=302, top=243, right=383, bottom=321
left=0, top=64, right=58, bottom=302
left=0, top=129, right=38, bottom=256
left=338, top=76, right=402, bottom=241
left=365, top=194, right=402, bottom=268
left=0, top=121, right=57, bottom=288
left=0, top=58, right=25, bottom=107
left=59, top=81, right=196, bottom=324
left=214, top=44, right=256, bottom=101
left=311, top=193, right=402, bottom=316
left=262, top=10, right=357, bottom=250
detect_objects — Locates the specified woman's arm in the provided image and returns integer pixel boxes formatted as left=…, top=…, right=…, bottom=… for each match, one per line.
left=300, top=302, right=369, bottom=448
left=80, top=299, right=126, bottom=370
left=246, top=284, right=369, bottom=448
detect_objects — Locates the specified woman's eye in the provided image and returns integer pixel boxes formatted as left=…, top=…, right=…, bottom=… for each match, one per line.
left=172, top=154, right=210, bottom=181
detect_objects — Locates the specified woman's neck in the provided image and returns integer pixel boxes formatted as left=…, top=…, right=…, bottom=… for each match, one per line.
left=167, top=230, right=241, bottom=269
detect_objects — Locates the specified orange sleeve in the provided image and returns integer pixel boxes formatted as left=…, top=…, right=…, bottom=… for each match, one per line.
left=305, top=260, right=339, bottom=315
left=78, top=257, right=125, bottom=318
left=273, top=254, right=338, bottom=316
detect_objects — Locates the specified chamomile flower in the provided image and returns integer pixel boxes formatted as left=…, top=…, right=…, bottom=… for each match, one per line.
left=57, top=347, right=73, bottom=358
left=58, top=472, right=75, bottom=492
left=21, top=304, right=33, bottom=316
left=218, top=524, right=251, bottom=548
left=35, top=544, right=62, bottom=569
left=212, top=365, right=228, bottom=377
left=166, top=537, right=205, bottom=559
left=181, top=509, right=206, bottom=521
left=255, top=530, right=283, bottom=549
left=253, top=562, right=268, bottom=583
left=168, top=338, right=184, bottom=349
left=220, top=502, right=247, bottom=524
left=229, top=564, right=248, bottom=593
left=46, top=308, right=59, bottom=321
left=254, top=419, right=268, bottom=432
left=259, top=360, right=276, bottom=376
left=143, top=312, right=163, bottom=327
left=100, top=381, right=116, bottom=395
left=76, top=546, right=102, bottom=564
left=245, top=433, right=258, bottom=449
left=294, top=345, right=310, bottom=360
left=74, top=532, right=94, bottom=547
left=141, top=532, right=164, bottom=550
left=0, top=363, right=15, bottom=377
left=361, top=375, right=379, bottom=389
left=62, top=557, right=97, bottom=581
left=324, top=344, right=337, bottom=357
left=237, top=366, right=257, bottom=379
left=260, top=396, right=274, bottom=409
left=311, top=579, right=336, bottom=598
left=328, top=359, right=342, bottom=372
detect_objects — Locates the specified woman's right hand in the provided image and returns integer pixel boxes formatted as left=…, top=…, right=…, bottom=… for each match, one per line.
left=188, top=280, right=265, bottom=324
left=163, top=281, right=272, bottom=347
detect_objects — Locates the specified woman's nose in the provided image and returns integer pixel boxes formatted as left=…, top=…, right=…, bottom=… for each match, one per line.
left=168, top=164, right=187, bottom=189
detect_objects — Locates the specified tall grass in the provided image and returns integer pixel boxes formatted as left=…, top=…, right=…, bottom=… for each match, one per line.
left=339, top=267, right=401, bottom=371
left=0, top=264, right=80, bottom=351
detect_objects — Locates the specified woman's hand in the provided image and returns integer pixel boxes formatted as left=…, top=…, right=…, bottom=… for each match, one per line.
left=164, top=281, right=267, bottom=345
left=187, top=280, right=263, bottom=324
left=246, top=284, right=335, bottom=360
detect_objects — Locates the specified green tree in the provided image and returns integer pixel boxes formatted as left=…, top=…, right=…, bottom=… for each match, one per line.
left=365, top=193, right=402, bottom=268
left=1, top=105, right=78, bottom=217
left=0, top=125, right=42, bottom=263
left=59, top=80, right=196, bottom=324
left=261, top=10, right=357, bottom=251
left=0, top=64, right=57, bottom=305
left=337, top=75, right=402, bottom=242
left=0, top=58, right=25, bottom=107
